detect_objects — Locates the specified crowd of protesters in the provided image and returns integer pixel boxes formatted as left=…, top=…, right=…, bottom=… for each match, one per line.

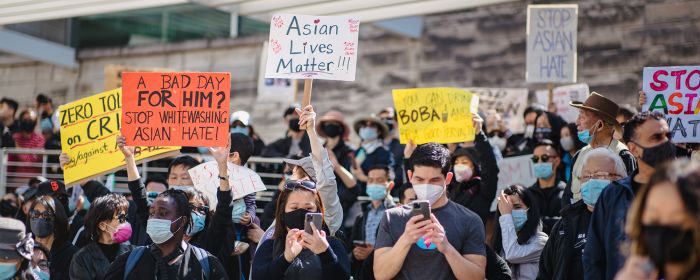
left=0, top=88, right=698, bottom=280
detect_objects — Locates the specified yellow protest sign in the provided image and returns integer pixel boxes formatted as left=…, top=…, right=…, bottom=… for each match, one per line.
left=392, top=87, right=479, bottom=144
left=59, top=88, right=180, bottom=185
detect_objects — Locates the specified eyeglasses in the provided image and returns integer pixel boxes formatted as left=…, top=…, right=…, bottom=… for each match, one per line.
left=192, top=205, right=210, bottom=214
left=284, top=180, right=317, bottom=192
left=531, top=154, right=555, bottom=163
left=29, top=210, right=54, bottom=220
left=115, top=213, right=128, bottom=223
left=487, top=131, right=506, bottom=138
left=579, top=172, right=623, bottom=181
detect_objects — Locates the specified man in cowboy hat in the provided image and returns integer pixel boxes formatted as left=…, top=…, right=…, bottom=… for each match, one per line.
left=563, top=92, right=637, bottom=206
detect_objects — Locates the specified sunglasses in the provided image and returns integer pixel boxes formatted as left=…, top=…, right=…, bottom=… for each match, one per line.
left=531, top=155, right=555, bottom=163
left=29, top=210, right=54, bottom=220
left=487, top=131, right=506, bottom=138
left=192, top=205, right=210, bottom=214
left=284, top=180, right=317, bottom=192
left=115, top=213, right=128, bottom=223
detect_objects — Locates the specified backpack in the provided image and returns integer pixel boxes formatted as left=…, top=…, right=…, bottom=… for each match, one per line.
left=124, top=245, right=210, bottom=280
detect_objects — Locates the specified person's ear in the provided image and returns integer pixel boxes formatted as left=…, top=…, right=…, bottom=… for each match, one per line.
left=445, top=172, right=454, bottom=185
left=407, top=170, right=413, bottom=181
left=98, top=221, right=108, bottom=233
left=386, top=181, right=395, bottom=191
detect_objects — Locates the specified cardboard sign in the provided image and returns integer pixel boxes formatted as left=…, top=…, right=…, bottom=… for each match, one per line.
left=535, top=83, right=590, bottom=123
left=643, top=66, right=700, bottom=142
left=258, top=41, right=298, bottom=103
left=121, top=72, right=231, bottom=147
left=265, top=14, right=361, bottom=81
left=188, top=161, right=267, bottom=209
left=490, top=154, right=537, bottom=211
left=465, top=88, right=528, bottom=133
left=392, top=87, right=478, bottom=144
left=59, top=89, right=179, bottom=185
left=526, top=4, right=578, bottom=83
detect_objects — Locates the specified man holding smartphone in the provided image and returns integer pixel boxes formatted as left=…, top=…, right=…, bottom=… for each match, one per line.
left=374, top=143, right=487, bottom=279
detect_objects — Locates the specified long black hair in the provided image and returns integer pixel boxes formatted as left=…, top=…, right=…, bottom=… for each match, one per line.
left=490, top=184, right=542, bottom=254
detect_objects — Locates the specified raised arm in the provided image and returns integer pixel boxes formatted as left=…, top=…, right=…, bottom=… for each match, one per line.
left=117, top=136, right=148, bottom=223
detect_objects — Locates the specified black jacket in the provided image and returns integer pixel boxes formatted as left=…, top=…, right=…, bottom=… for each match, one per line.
left=529, top=179, right=566, bottom=235
left=49, top=240, right=79, bottom=280
left=537, top=201, right=590, bottom=280
left=127, top=180, right=152, bottom=246
left=69, top=241, right=133, bottom=280
left=348, top=202, right=379, bottom=280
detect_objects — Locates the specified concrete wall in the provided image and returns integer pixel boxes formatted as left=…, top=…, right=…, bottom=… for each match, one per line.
left=1, top=0, right=699, bottom=143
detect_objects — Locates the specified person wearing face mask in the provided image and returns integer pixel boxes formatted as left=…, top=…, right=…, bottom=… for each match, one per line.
left=584, top=111, right=676, bottom=280
left=0, top=193, right=20, bottom=218
left=528, top=141, right=565, bottom=235
left=504, top=105, right=544, bottom=157
left=230, top=111, right=266, bottom=156
left=251, top=180, right=350, bottom=280
left=8, top=109, right=45, bottom=182
left=104, top=189, right=228, bottom=279
left=0, top=217, right=42, bottom=280
left=316, top=111, right=359, bottom=220
left=378, top=107, right=406, bottom=195
left=262, top=106, right=311, bottom=158
left=70, top=194, right=134, bottom=279
left=28, top=194, right=78, bottom=280
left=349, top=165, right=395, bottom=280
left=448, top=147, right=498, bottom=226
left=492, top=185, right=548, bottom=280
left=374, top=143, right=487, bottom=280
left=559, top=123, right=586, bottom=183
left=537, top=148, right=626, bottom=280
left=564, top=92, right=637, bottom=208
left=145, top=175, right=168, bottom=207
left=351, top=116, right=395, bottom=186
left=616, top=160, right=700, bottom=280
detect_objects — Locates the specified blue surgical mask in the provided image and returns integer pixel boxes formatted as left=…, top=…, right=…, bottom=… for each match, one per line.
left=68, top=198, right=77, bottom=213
left=82, top=196, right=91, bottom=211
left=581, top=179, right=611, bottom=207
left=578, top=120, right=600, bottom=144
left=197, top=147, right=210, bottom=154
left=533, top=162, right=554, bottom=179
left=187, top=211, right=206, bottom=236
left=147, top=191, right=159, bottom=206
left=146, top=217, right=183, bottom=244
left=359, top=127, right=379, bottom=141
left=230, top=126, right=250, bottom=136
left=231, top=199, right=246, bottom=224
left=511, top=209, right=528, bottom=231
left=0, top=263, right=17, bottom=279
left=365, top=184, right=387, bottom=201
left=32, top=267, right=49, bottom=280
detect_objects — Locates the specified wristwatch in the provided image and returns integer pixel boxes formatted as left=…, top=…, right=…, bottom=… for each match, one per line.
left=218, top=175, right=228, bottom=180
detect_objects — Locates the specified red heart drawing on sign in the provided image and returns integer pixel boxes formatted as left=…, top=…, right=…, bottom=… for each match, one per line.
left=314, top=19, right=320, bottom=24
left=303, top=42, right=307, bottom=46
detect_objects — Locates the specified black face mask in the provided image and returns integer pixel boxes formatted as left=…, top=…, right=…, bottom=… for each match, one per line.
left=283, top=208, right=310, bottom=230
left=321, top=123, right=343, bottom=138
left=19, top=119, right=35, bottom=132
left=534, top=127, right=552, bottom=141
left=30, top=218, right=54, bottom=238
left=634, top=140, right=677, bottom=168
left=642, top=225, right=693, bottom=270
left=675, top=145, right=691, bottom=159
left=289, top=118, right=302, bottom=132
left=382, top=119, right=395, bottom=131
left=0, top=200, right=17, bottom=217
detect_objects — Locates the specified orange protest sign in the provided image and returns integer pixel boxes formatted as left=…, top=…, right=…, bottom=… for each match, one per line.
left=121, top=72, right=231, bottom=147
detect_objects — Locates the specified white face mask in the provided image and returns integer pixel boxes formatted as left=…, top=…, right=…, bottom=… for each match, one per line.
left=489, top=136, right=507, bottom=151
left=413, top=184, right=445, bottom=205
left=524, top=125, right=535, bottom=139
left=560, top=136, right=575, bottom=151
left=453, top=164, right=473, bottom=183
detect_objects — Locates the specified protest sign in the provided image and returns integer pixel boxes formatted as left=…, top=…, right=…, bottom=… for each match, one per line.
left=265, top=14, right=361, bottom=81
left=465, top=88, right=528, bottom=133
left=490, top=154, right=537, bottom=211
left=121, top=72, right=231, bottom=147
left=392, top=87, right=478, bottom=144
left=258, top=41, right=297, bottom=103
left=104, top=65, right=174, bottom=91
left=59, top=88, right=179, bottom=185
left=535, top=83, right=589, bottom=123
left=188, top=161, right=267, bottom=209
left=643, top=66, right=700, bottom=142
left=526, top=4, right=578, bottom=83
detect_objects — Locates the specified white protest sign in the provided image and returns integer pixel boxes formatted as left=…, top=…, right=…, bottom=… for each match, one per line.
left=265, top=14, right=361, bottom=81
left=189, top=161, right=267, bottom=208
left=490, top=154, right=537, bottom=211
left=526, top=4, right=578, bottom=83
left=535, top=83, right=589, bottom=123
left=643, top=66, right=700, bottom=143
left=466, top=88, right=528, bottom=133
left=258, top=41, right=297, bottom=103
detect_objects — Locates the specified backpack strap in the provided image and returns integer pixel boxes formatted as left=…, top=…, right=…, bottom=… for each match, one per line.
left=124, top=246, right=147, bottom=280
left=191, top=246, right=210, bottom=279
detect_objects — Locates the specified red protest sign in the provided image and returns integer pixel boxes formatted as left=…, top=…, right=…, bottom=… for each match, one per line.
left=121, top=72, right=231, bottom=147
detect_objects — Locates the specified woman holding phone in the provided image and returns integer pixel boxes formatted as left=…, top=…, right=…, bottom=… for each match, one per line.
left=251, top=180, right=350, bottom=280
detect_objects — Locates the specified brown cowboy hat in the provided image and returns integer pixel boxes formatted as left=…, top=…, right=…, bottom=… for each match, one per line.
left=353, top=116, right=389, bottom=139
left=569, top=92, right=620, bottom=127
left=315, top=110, right=350, bottom=140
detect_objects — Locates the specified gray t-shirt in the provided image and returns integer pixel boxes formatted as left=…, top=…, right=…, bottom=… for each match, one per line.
left=375, top=200, right=486, bottom=280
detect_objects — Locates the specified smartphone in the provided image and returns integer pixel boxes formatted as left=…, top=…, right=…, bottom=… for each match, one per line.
left=411, top=200, right=431, bottom=221
left=353, top=240, right=368, bottom=247
left=305, top=213, right=323, bottom=234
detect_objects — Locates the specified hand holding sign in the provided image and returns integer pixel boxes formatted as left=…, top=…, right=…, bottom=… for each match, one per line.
left=295, top=105, right=317, bottom=131
left=116, top=136, right=135, bottom=158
